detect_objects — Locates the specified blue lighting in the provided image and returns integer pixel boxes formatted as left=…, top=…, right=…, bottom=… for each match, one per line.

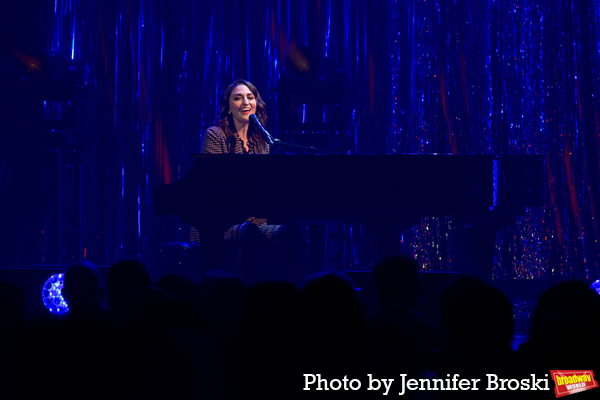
left=591, top=280, right=600, bottom=296
left=41, top=273, right=69, bottom=314
left=492, top=159, right=498, bottom=207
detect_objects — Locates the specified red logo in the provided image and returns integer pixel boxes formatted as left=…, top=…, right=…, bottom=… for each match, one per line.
left=551, top=370, right=598, bottom=398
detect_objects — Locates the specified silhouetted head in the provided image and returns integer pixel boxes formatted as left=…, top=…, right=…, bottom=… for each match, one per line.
left=62, top=260, right=104, bottom=313
left=373, top=254, right=422, bottom=308
left=107, top=260, right=151, bottom=320
left=301, top=271, right=363, bottom=327
left=527, top=280, right=600, bottom=366
left=300, top=272, right=366, bottom=374
left=439, top=275, right=514, bottom=358
left=225, top=282, right=307, bottom=399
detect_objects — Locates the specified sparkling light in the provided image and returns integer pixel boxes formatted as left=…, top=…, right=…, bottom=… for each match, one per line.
left=591, top=280, right=600, bottom=295
left=41, top=273, right=69, bottom=314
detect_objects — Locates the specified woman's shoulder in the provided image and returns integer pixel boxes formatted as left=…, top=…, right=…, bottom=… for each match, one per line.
left=204, top=126, right=226, bottom=137
left=201, top=126, right=229, bottom=154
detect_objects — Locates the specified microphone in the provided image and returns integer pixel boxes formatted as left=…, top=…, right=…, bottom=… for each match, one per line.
left=249, top=114, right=275, bottom=146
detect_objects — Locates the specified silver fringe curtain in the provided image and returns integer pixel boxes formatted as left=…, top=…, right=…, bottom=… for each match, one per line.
left=24, top=0, right=600, bottom=279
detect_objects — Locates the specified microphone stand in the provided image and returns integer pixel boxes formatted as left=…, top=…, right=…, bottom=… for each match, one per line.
left=250, top=114, right=335, bottom=155
left=269, top=137, right=336, bottom=155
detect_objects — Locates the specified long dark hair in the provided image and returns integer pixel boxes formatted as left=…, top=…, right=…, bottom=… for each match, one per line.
left=216, top=79, right=268, bottom=153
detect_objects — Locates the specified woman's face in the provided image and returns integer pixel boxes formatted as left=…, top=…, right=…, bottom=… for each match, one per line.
left=228, top=84, right=257, bottom=129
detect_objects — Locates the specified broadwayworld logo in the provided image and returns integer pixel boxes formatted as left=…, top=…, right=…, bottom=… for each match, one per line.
left=551, top=370, right=598, bottom=398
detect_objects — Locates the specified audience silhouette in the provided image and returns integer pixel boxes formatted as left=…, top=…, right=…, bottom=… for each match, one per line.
left=1, top=255, right=599, bottom=399
left=61, top=260, right=107, bottom=320
left=520, top=280, right=600, bottom=368
left=438, top=275, right=514, bottom=375
left=107, top=260, right=152, bottom=322
left=372, top=255, right=440, bottom=369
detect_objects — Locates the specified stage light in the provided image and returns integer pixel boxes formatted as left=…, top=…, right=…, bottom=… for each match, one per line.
left=9, top=46, right=78, bottom=101
left=590, top=280, right=600, bottom=295
left=41, top=273, right=69, bottom=314
left=285, top=46, right=323, bottom=81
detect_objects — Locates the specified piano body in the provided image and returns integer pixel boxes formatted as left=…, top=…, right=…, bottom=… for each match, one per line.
left=154, top=154, right=544, bottom=278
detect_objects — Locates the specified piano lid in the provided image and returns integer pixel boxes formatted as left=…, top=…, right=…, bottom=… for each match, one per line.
left=154, top=154, right=544, bottom=223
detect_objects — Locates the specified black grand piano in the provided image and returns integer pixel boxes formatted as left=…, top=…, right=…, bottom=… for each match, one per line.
left=154, top=154, right=544, bottom=278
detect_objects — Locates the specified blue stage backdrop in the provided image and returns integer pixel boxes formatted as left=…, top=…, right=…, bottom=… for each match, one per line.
left=39, top=0, right=598, bottom=279
left=390, top=0, right=600, bottom=279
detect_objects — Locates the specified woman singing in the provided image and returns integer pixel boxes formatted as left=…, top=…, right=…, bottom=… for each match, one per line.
left=201, top=79, right=269, bottom=155
left=199, top=80, right=304, bottom=283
